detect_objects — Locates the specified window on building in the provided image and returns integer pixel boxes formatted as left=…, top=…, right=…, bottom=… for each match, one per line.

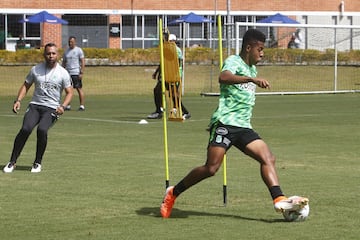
left=144, top=15, right=158, bottom=48
left=167, top=15, right=181, bottom=38
left=64, top=14, right=107, bottom=26
left=122, top=15, right=160, bottom=48
left=122, top=15, right=135, bottom=39
left=62, top=14, right=108, bottom=48
left=233, top=15, right=248, bottom=39
left=136, top=15, right=142, bottom=38
left=7, top=14, right=23, bottom=38
left=144, top=15, right=157, bottom=38
left=120, top=14, right=215, bottom=49
left=189, top=23, right=202, bottom=38
left=0, top=14, right=5, bottom=49
left=24, top=14, right=40, bottom=38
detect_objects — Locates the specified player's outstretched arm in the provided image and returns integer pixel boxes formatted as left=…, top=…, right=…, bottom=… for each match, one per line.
left=219, top=70, right=270, bottom=89
left=251, top=77, right=270, bottom=89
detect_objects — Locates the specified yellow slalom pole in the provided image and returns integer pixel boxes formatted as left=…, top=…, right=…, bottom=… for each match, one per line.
left=218, top=15, right=224, bottom=70
left=159, top=19, right=170, bottom=189
left=217, top=15, right=227, bottom=206
left=223, top=154, right=227, bottom=206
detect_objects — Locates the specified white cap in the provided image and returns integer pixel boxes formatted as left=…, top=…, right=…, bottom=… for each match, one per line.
left=169, top=34, right=177, bottom=41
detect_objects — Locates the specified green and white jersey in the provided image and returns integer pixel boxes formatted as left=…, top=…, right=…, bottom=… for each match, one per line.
left=175, top=45, right=183, bottom=60
left=210, top=55, right=258, bottom=129
left=175, top=45, right=183, bottom=77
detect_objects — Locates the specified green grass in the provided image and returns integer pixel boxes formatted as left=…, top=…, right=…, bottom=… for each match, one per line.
left=0, top=93, right=359, bottom=239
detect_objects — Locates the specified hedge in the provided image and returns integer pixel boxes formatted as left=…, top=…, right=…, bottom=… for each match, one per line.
left=1, top=47, right=360, bottom=66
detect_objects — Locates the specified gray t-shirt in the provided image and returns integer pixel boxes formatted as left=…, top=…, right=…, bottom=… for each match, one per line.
left=63, top=46, right=84, bottom=75
left=26, top=62, right=72, bottom=109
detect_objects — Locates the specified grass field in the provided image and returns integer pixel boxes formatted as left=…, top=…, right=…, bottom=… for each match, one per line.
left=0, top=92, right=359, bottom=240
left=1, top=65, right=360, bottom=96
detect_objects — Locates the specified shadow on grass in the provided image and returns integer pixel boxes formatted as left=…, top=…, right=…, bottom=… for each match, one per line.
left=136, top=207, right=285, bottom=223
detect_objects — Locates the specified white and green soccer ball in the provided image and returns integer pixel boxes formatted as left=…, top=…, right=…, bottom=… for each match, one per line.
left=283, top=202, right=310, bottom=222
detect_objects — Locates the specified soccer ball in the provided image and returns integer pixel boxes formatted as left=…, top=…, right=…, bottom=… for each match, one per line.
left=283, top=203, right=310, bottom=222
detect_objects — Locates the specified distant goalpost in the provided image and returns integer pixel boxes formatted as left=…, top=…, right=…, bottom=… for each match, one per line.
left=202, top=22, right=360, bottom=96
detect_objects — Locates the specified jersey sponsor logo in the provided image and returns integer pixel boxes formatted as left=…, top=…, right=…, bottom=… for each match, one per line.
left=238, top=82, right=256, bottom=92
left=216, top=127, right=228, bottom=135
left=215, top=135, right=231, bottom=147
left=223, top=137, right=231, bottom=147
left=40, top=82, right=60, bottom=91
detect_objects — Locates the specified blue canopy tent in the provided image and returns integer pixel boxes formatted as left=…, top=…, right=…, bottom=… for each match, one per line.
left=19, top=11, right=68, bottom=47
left=19, top=11, right=68, bottom=24
left=168, top=12, right=213, bottom=94
left=257, top=13, right=300, bottom=24
left=169, top=12, right=213, bottom=24
left=169, top=12, right=213, bottom=47
left=257, top=13, right=300, bottom=48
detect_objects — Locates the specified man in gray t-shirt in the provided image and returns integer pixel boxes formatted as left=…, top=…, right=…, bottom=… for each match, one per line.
left=62, top=36, right=86, bottom=111
left=3, top=43, right=73, bottom=173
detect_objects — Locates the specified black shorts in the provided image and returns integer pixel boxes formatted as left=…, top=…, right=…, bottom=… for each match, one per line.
left=71, top=75, right=82, bottom=89
left=209, top=121, right=261, bottom=152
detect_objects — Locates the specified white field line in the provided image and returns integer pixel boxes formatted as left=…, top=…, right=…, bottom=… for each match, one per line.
left=0, top=113, right=341, bottom=125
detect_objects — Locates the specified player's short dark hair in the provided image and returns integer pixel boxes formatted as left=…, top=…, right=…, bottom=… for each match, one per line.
left=44, top=42, right=57, bottom=49
left=242, top=29, right=266, bottom=49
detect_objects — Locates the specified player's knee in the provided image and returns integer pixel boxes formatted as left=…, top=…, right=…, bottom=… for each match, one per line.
left=37, top=128, right=48, bottom=138
left=19, top=127, right=32, bottom=136
left=264, top=154, right=276, bottom=166
left=205, top=165, right=220, bottom=177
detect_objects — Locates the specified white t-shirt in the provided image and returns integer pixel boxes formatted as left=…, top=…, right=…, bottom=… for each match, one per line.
left=26, top=62, right=72, bottom=109
left=63, top=46, right=84, bottom=75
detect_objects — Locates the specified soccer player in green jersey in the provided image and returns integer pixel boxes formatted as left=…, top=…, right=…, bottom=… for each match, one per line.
left=160, top=29, right=308, bottom=218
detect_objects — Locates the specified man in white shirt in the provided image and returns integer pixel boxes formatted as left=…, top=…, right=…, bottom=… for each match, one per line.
left=62, top=36, right=86, bottom=111
left=3, top=43, right=73, bottom=173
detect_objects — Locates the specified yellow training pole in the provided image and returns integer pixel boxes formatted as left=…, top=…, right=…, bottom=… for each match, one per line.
left=223, top=154, right=227, bottom=206
left=217, top=14, right=227, bottom=206
left=159, top=19, right=170, bottom=189
left=218, top=15, right=224, bottom=71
